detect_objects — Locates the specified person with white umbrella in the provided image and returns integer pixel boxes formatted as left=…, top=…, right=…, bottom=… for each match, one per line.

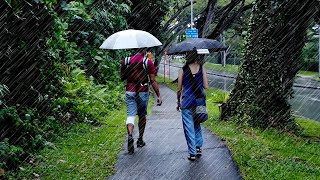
left=101, top=30, right=162, bottom=154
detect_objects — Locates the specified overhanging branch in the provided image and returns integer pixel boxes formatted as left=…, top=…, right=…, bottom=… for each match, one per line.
left=162, top=1, right=197, bottom=31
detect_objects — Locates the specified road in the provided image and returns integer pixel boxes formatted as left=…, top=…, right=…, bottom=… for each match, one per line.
left=158, top=63, right=320, bottom=122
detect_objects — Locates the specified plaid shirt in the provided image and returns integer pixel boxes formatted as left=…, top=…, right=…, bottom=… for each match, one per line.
left=121, top=53, right=156, bottom=92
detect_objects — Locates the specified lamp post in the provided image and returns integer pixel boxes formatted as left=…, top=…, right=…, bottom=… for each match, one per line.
left=318, top=25, right=320, bottom=78
left=191, top=0, right=193, bottom=29
left=312, top=24, right=320, bottom=78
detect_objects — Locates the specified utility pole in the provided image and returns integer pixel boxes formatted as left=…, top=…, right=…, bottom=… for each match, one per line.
left=220, top=33, right=226, bottom=67
left=318, top=25, right=320, bottom=78
left=191, top=0, right=193, bottom=29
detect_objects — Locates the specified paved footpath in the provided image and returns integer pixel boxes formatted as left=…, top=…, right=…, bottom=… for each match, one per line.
left=109, top=84, right=242, bottom=180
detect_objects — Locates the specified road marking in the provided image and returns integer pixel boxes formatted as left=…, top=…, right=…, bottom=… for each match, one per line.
left=311, top=98, right=320, bottom=102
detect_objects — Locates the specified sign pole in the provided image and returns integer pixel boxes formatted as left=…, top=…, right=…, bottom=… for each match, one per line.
left=318, top=25, right=320, bottom=78
left=163, top=58, right=165, bottom=82
left=191, top=0, right=193, bottom=29
left=169, top=57, right=171, bottom=80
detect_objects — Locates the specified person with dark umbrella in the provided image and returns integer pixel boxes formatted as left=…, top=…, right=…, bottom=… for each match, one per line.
left=176, top=50, right=209, bottom=161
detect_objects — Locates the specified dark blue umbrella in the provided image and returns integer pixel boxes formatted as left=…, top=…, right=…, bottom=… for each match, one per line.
left=167, top=38, right=226, bottom=55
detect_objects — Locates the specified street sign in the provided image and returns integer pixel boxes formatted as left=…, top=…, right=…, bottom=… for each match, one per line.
left=186, top=29, right=198, bottom=39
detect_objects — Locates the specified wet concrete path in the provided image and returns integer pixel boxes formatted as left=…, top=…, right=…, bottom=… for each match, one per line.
left=109, top=84, right=242, bottom=180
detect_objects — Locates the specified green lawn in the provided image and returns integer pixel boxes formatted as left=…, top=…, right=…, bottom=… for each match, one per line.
left=298, top=70, right=319, bottom=77
left=204, top=63, right=239, bottom=74
left=296, top=117, right=320, bottom=138
left=171, top=59, right=239, bottom=74
left=7, top=109, right=127, bottom=179
left=158, top=76, right=320, bottom=180
left=205, top=112, right=320, bottom=179
left=171, top=58, right=185, bottom=64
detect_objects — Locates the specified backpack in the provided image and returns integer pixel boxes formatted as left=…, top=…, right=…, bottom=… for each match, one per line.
left=120, top=56, right=149, bottom=83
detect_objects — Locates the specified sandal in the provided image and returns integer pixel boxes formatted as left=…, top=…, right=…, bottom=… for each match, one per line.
left=196, top=146, right=202, bottom=157
left=137, top=139, right=146, bottom=148
left=187, top=154, right=196, bottom=161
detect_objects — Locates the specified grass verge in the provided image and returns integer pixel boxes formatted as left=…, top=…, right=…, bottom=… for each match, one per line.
left=7, top=108, right=127, bottom=179
left=204, top=63, right=239, bottom=74
left=158, top=75, right=320, bottom=179
left=206, top=114, right=320, bottom=179
left=171, top=59, right=239, bottom=74
left=298, top=70, right=318, bottom=77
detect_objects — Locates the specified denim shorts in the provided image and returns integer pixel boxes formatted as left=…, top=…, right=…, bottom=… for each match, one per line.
left=126, top=91, right=149, bottom=116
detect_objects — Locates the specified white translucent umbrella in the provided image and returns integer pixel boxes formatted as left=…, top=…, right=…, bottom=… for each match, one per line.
left=100, top=29, right=162, bottom=49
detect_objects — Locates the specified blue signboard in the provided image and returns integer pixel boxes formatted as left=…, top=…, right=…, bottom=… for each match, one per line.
left=186, top=29, right=198, bottom=38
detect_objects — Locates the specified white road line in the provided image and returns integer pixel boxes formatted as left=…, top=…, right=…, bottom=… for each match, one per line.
left=311, top=98, right=320, bottom=102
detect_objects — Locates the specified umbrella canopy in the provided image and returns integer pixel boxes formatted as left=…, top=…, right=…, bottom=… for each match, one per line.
left=100, top=29, right=162, bottom=49
left=167, top=38, right=226, bottom=55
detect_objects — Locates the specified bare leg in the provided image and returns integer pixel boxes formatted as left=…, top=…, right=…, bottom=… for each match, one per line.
left=127, top=123, right=134, bottom=136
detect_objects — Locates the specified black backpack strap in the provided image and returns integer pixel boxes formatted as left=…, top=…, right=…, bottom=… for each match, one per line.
left=121, top=57, right=131, bottom=81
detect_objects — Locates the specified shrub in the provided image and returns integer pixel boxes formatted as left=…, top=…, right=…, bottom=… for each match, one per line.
left=0, top=107, right=63, bottom=169
left=53, top=68, right=124, bottom=124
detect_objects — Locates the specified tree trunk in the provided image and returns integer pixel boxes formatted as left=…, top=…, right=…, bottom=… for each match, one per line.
left=221, top=0, right=318, bottom=131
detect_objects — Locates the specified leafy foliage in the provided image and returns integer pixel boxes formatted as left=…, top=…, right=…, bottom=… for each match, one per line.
left=1, top=0, right=129, bottom=173
left=44, top=0, right=128, bottom=85
left=127, top=0, right=171, bottom=36
left=0, top=107, right=64, bottom=169
left=53, top=69, right=124, bottom=124
left=211, top=92, right=229, bottom=104
left=0, top=0, right=54, bottom=108
left=301, top=25, right=319, bottom=71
